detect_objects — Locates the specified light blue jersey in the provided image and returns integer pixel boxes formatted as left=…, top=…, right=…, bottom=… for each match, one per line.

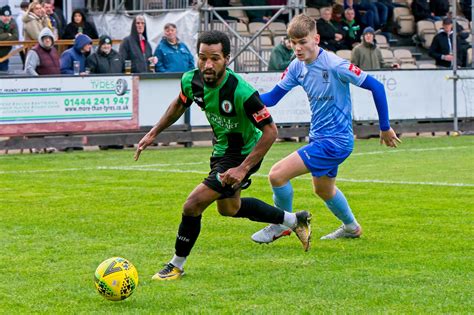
left=278, top=49, right=367, bottom=144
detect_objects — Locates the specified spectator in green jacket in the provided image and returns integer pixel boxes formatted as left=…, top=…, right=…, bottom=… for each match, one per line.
left=0, top=5, right=18, bottom=72
left=268, top=37, right=293, bottom=71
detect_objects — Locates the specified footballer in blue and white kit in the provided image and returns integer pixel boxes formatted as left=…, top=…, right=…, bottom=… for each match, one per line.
left=251, top=14, right=401, bottom=243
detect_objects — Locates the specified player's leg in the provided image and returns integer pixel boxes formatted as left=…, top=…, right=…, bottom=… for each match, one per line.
left=152, top=183, right=220, bottom=281
left=216, top=190, right=312, bottom=251
left=252, top=151, right=310, bottom=244
left=314, top=176, right=362, bottom=240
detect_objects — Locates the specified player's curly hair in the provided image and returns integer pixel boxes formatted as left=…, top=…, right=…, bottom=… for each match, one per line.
left=197, top=30, right=231, bottom=58
left=288, top=14, right=317, bottom=39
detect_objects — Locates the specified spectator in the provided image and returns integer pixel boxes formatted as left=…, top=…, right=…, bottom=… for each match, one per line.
left=332, top=3, right=345, bottom=25
left=42, top=0, right=64, bottom=39
left=15, top=1, right=29, bottom=65
left=62, top=9, right=98, bottom=40
left=119, top=15, right=156, bottom=73
left=86, top=35, right=124, bottom=74
left=23, top=2, right=50, bottom=41
left=268, top=37, right=293, bottom=71
left=341, top=7, right=362, bottom=49
left=429, top=17, right=470, bottom=68
left=411, top=0, right=441, bottom=22
left=429, top=0, right=449, bottom=19
left=0, top=5, right=18, bottom=72
left=49, top=0, right=67, bottom=32
left=317, top=7, right=345, bottom=52
left=351, top=26, right=399, bottom=69
left=24, top=27, right=60, bottom=75
left=60, top=33, right=92, bottom=74
left=241, top=0, right=273, bottom=23
left=344, top=0, right=376, bottom=30
left=154, top=23, right=194, bottom=73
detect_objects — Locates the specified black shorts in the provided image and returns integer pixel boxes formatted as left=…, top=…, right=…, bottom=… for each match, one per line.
left=203, top=155, right=262, bottom=199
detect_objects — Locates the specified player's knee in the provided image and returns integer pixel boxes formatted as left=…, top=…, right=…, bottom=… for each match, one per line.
left=269, top=165, right=286, bottom=187
left=314, top=186, right=335, bottom=201
left=217, top=204, right=239, bottom=217
left=182, top=198, right=204, bottom=217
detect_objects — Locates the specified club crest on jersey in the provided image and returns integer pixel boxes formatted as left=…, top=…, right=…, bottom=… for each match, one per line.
left=349, top=64, right=362, bottom=76
left=221, top=100, right=233, bottom=113
left=322, top=70, right=329, bottom=83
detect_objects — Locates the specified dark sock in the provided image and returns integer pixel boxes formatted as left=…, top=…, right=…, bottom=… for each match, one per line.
left=233, top=197, right=284, bottom=224
left=175, top=215, right=202, bottom=257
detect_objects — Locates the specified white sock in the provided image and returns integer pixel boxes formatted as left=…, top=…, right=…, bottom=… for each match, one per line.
left=344, top=220, right=360, bottom=232
left=170, top=255, right=186, bottom=270
left=282, top=212, right=297, bottom=229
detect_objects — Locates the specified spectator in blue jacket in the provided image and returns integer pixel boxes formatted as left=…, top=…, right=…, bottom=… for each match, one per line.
left=60, top=33, right=92, bottom=74
left=154, top=23, right=194, bottom=73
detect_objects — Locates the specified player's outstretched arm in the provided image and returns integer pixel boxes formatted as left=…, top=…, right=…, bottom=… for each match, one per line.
left=134, top=96, right=187, bottom=161
left=359, top=75, right=401, bottom=148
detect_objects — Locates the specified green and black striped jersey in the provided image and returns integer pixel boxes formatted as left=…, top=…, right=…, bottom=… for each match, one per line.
left=179, top=68, right=273, bottom=157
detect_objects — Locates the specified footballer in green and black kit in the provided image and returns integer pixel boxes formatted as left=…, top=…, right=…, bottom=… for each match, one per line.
left=179, top=68, right=273, bottom=197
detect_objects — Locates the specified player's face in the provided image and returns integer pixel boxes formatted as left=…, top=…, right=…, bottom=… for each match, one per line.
left=290, top=32, right=320, bottom=63
left=198, top=43, right=229, bottom=87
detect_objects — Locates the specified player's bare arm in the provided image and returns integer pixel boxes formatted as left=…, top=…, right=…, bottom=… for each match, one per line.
left=134, top=96, right=187, bottom=161
left=380, top=128, right=402, bottom=148
left=220, top=122, right=278, bottom=187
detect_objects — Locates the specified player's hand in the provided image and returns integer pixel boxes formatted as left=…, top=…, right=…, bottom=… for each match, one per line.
left=380, top=128, right=402, bottom=148
left=219, top=166, right=247, bottom=189
left=134, top=133, right=156, bottom=161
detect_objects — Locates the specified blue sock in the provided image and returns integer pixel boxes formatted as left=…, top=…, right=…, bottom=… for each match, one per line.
left=272, top=181, right=293, bottom=213
left=325, top=189, right=356, bottom=225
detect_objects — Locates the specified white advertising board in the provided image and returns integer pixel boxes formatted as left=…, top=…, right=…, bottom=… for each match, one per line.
left=0, top=76, right=134, bottom=125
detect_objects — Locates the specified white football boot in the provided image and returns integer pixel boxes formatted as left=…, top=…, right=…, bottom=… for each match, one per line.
left=320, top=224, right=362, bottom=240
left=251, top=224, right=292, bottom=244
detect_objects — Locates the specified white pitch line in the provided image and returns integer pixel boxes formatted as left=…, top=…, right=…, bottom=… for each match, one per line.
left=351, top=146, right=471, bottom=156
left=101, top=166, right=474, bottom=187
left=1, top=165, right=472, bottom=187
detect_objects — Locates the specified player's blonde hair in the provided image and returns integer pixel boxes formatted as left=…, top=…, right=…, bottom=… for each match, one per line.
left=287, top=14, right=317, bottom=39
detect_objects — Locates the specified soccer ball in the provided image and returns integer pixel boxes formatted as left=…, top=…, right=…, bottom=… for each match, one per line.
left=94, top=257, right=138, bottom=301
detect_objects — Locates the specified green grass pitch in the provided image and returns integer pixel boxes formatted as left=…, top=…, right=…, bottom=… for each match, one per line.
left=1, top=136, right=473, bottom=313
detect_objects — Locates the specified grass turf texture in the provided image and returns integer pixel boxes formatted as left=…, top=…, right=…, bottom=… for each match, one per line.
left=1, top=136, right=473, bottom=313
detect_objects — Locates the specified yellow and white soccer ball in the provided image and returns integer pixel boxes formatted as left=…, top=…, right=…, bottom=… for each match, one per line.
left=94, top=257, right=138, bottom=301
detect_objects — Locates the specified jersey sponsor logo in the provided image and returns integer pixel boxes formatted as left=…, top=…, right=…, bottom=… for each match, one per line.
left=349, top=64, right=362, bottom=76
left=221, top=100, right=233, bottom=113
left=252, top=107, right=271, bottom=123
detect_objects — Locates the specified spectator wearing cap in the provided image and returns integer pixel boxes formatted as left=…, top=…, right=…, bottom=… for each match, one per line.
left=86, top=35, right=124, bottom=74
left=0, top=5, right=18, bottom=72
left=429, top=17, right=470, bottom=68
left=268, top=37, right=293, bottom=71
left=24, top=27, right=60, bottom=75
left=63, top=9, right=98, bottom=40
left=23, top=1, right=50, bottom=41
left=119, top=15, right=156, bottom=73
left=351, top=26, right=400, bottom=70
left=154, top=23, right=194, bottom=73
left=60, top=33, right=92, bottom=74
